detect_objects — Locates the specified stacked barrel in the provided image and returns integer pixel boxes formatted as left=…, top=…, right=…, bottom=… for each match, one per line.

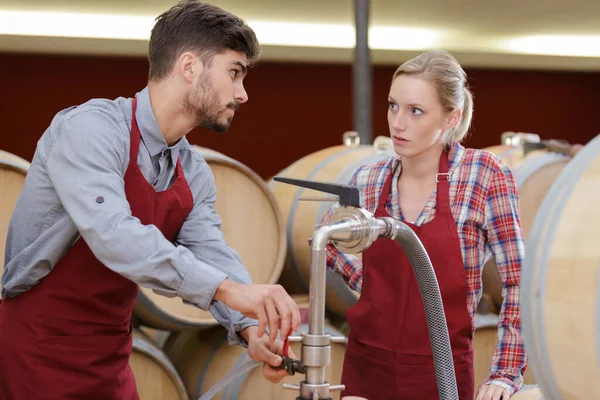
left=519, top=133, right=600, bottom=399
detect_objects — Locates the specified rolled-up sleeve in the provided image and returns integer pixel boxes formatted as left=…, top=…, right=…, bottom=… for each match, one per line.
left=483, top=163, right=528, bottom=392
left=175, top=160, right=258, bottom=346
left=44, top=109, right=228, bottom=312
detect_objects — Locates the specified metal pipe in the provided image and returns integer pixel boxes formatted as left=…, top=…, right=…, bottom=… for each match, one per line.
left=306, top=367, right=325, bottom=386
left=308, top=227, right=330, bottom=338
left=353, top=0, right=372, bottom=145
left=308, top=220, right=357, bottom=335
left=304, top=219, right=359, bottom=396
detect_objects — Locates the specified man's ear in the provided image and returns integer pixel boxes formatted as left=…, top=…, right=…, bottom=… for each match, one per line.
left=177, top=52, right=203, bottom=83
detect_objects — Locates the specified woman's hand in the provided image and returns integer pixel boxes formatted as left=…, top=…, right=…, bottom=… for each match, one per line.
left=475, top=383, right=511, bottom=400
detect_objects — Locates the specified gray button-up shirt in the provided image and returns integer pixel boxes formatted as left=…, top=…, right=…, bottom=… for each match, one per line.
left=2, top=87, right=257, bottom=345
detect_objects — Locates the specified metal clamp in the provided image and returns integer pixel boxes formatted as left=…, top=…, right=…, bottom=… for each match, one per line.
left=277, top=356, right=307, bottom=375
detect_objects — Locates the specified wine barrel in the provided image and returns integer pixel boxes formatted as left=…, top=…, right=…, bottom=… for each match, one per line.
left=268, top=136, right=395, bottom=318
left=521, top=133, right=600, bottom=399
left=134, top=146, right=286, bottom=330
left=484, top=144, right=526, bottom=169
left=482, top=144, right=571, bottom=309
left=0, top=150, right=30, bottom=297
left=165, top=295, right=347, bottom=400
left=130, top=329, right=189, bottom=400
left=472, top=313, right=535, bottom=390
left=138, top=326, right=171, bottom=349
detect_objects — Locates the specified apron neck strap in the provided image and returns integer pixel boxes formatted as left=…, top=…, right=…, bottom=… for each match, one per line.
left=376, top=150, right=452, bottom=216
left=129, top=98, right=141, bottom=164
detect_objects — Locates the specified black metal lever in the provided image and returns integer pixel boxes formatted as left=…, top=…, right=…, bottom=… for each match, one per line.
left=523, top=139, right=573, bottom=156
left=522, top=141, right=547, bottom=155
left=273, top=177, right=361, bottom=207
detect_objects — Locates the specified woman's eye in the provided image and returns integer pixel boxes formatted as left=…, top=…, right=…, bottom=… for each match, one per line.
left=389, top=102, right=398, bottom=111
left=412, top=107, right=423, bottom=116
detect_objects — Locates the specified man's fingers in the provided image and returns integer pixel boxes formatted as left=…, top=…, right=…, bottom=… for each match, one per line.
left=269, top=337, right=284, bottom=354
left=264, top=297, right=279, bottom=343
left=264, top=344, right=282, bottom=367
left=262, top=362, right=288, bottom=383
left=280, top=290, right=301, bottom=332
left=249, top=335, right=281, bottom=367
left=256, top=306, right=267, bottom=338
left=272, top=290, right=292, bottom=342
left=286, top=293, right=301, bottom=332
left=287, top=346, right=298, bottom=360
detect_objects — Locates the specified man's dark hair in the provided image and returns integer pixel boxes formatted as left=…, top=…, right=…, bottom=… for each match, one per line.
left=148, top=0, right=261, bottom=81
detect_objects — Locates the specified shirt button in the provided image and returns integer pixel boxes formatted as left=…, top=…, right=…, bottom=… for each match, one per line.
left=96, top=196, right=104, bottom=204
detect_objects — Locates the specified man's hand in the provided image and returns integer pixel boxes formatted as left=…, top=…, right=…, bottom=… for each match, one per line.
left=214, top=279, right=301, bottom=343
left=475, top=383, right=511, bottom=400
left=241, top=326, right=298, bottom=383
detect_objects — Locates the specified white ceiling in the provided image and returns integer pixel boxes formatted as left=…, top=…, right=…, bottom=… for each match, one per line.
left=2, top=0, right=600, bottom=70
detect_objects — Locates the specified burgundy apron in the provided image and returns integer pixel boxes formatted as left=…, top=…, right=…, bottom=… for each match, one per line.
left=341, top=151, right=475, bottom=400
left=0, top=98, right=193, bottom=399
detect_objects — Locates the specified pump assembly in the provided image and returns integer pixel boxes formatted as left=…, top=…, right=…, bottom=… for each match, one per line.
left=272, top=176, right=459, bottom=400
left=197, top=177, right=459, bottom=400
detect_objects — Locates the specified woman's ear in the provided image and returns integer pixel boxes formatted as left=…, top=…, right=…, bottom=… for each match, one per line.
left=444, top=108, right=462, bottom=131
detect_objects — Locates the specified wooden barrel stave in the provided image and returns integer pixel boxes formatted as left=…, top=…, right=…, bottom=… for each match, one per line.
left=130, top=329, right=189, bottom=400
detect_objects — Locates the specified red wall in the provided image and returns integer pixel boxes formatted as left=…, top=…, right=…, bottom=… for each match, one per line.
left=1, top=52, right=599, bottom=179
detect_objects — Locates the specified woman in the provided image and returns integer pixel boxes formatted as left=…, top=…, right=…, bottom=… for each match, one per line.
left=324, top=50, right=527, bottom=400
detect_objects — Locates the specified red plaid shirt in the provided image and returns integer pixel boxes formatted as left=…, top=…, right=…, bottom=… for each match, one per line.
left=323, top=142, right=527, bottom=392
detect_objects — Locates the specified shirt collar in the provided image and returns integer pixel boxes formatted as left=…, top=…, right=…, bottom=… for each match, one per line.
left=392, top=141, right=465, bottom=178
left=133, top=86, right=188, bottom=159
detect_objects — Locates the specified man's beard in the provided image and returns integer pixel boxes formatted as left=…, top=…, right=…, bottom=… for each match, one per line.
left=184, top=73, right=239, bottom=133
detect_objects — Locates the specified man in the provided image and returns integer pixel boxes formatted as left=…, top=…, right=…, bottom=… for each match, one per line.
left=0, top=1, right=299, bottom=398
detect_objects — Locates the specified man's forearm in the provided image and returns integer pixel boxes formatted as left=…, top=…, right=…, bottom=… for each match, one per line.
left=240, top=325, right=259, bottom=343
left=213, top=277, right=238, bottom=304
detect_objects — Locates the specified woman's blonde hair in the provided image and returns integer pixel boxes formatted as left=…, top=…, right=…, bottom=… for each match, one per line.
left=393, top=50, right=473, bottom=144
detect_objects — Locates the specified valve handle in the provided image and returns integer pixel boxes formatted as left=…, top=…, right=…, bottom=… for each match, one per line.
left=273, top=177, right=361, bottom=207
